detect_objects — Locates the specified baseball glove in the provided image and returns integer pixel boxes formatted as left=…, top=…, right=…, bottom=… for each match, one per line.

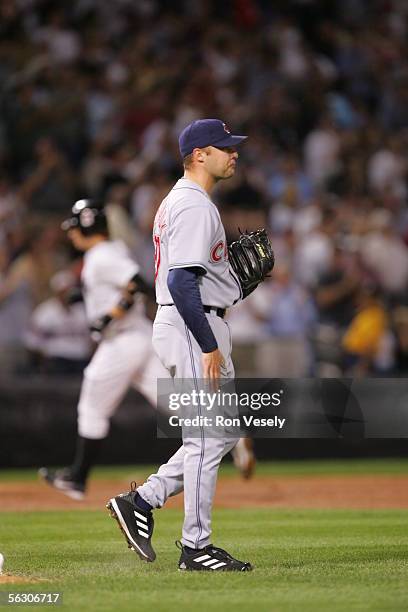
left=228, top=229, right=275, bottom=298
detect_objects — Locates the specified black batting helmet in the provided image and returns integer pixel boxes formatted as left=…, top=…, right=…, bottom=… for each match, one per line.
left=61, top=199, right=108, bottom=236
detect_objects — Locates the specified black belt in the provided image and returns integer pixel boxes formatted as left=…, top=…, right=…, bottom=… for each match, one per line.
left=203, top=305, right=226, bottom=319
left=160, top=304, right=226, bottom=319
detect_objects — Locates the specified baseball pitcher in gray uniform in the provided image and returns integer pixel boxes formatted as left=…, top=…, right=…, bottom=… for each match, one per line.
left=107, top=120, right=253, bottom=572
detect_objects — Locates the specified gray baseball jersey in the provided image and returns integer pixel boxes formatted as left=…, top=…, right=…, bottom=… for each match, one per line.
left=153, top=178, right=242, bottom=308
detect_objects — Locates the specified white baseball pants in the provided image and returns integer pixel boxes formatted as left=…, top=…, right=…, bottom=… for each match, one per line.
left=78, top=323, right=167, bottom=439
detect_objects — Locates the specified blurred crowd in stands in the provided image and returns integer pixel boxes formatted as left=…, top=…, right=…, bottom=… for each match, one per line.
left=1, top=0, right=408, bottom=377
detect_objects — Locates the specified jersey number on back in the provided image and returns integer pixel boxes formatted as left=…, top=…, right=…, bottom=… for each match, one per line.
left=154, top=234, right=161, bottom=282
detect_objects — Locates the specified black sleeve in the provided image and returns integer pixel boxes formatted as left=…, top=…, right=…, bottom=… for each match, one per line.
left=128, top=273, right=155, bottom=299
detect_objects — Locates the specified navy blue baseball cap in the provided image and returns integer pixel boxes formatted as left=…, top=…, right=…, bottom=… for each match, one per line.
left=179, top=119, right=247, bottom=158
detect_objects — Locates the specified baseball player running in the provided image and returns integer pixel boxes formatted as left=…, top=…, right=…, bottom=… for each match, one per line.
left=40, top=200, right=168, bottom=499
left=107, top=119, right=255, bottom=572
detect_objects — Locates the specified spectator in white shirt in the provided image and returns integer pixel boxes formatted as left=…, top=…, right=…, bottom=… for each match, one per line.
left=24, top=271, right=91, bottom=374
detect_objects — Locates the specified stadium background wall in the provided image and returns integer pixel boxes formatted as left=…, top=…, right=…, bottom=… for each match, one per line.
left=0, top=377, right=407, bottom=467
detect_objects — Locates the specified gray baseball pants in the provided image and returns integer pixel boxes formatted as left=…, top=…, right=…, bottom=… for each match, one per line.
left=136, top=305, right=238, bottom=549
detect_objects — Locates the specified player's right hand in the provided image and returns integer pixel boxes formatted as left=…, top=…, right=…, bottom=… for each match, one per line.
left=202, top=349, right=225, bottom=391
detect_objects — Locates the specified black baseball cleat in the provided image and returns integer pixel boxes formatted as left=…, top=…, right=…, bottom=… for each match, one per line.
left=106, top=482, right=156, bottom=562
left=38, top=467, right=86, bottom=501
left=176, top=541, right=252, bottom=572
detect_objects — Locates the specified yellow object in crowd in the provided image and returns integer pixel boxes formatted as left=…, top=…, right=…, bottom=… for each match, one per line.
left=342, top=305, right=387, bottom=356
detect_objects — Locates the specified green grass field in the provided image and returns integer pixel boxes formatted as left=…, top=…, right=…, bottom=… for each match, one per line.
left=1, top=461, right=408, bottom=612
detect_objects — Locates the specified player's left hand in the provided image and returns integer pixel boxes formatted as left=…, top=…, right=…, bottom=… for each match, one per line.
left=202, top=349, right=225, bottom=391
left=89, top=314, right=112, bottom=342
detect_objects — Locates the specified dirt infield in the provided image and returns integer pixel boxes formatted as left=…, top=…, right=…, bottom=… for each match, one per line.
left=0, top=575, right=47, bottom=584
left=1, top=474, right=408, bottom=511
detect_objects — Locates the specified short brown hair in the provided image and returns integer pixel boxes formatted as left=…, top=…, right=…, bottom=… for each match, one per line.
left=183, top=153, right=194, bottom=169
left=183, top=146, right=212, bottom=169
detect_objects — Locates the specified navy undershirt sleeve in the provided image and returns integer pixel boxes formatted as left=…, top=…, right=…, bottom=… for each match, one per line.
left=167, top=267, right=218, bottom=353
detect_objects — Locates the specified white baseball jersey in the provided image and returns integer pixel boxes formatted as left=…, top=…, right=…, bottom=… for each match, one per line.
left=153, top=178, right=241, bottom=308
left=81, top=240, right=144, bottom=333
